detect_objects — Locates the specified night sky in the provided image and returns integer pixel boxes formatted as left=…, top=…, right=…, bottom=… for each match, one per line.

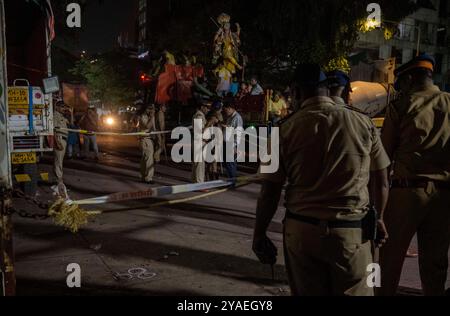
left=79, top=0, right=138, bottom=53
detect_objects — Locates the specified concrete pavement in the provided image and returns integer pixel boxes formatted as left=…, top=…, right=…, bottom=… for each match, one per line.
left=11, top=136, right=450, bottom=296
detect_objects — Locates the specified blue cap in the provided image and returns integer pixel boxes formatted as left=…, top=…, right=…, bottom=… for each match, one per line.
left=327, top=70, right=350, bottom=88
left=394, top=54, right=436, bottom=77
left=294, top=64, right=328, bottom=87
left=212, top=101, right=223, bottom=110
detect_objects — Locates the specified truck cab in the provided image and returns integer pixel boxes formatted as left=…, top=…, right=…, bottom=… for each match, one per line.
left=4, top=0, right=56, bottom=193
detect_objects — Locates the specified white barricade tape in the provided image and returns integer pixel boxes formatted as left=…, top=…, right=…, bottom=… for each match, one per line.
left=71, top=180, right=232, bottom=206
left=56, top=126, right=192, bottom=137
left=70, top=175, right=261, bottom=206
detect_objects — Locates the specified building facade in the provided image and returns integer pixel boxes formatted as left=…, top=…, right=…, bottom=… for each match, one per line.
left=136, top=0, right=185, bottom=53
left=355, top=0, right=450, bottom=90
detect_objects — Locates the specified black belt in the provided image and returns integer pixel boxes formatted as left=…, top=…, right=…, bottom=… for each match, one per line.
left=392, top=179, right=450, bottom=190
left=286, top=211, right=362, bottom=229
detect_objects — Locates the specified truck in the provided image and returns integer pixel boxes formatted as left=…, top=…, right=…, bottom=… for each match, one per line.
left=4, top=0, right=57, bottom=195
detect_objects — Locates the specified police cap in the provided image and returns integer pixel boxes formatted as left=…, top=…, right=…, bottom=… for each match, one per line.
left=327, top=70, right=351, bottom=88
left=394, top=54, right=436, bottom=77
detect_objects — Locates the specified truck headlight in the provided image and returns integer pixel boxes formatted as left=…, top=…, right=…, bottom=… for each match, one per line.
left=106, top=117, right=115, bottom=126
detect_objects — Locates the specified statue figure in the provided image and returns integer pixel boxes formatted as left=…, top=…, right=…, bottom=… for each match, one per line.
left=151, top=50, right=176, bottom=77
left=213, top=13, right=242, bottom=74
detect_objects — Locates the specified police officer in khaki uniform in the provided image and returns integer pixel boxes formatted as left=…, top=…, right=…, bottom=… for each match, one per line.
left=138, top=105, right=157, bottom=184
left=192, top=102, right=210, bottom=183
left=379, top=54, right=450, bottom=296
left=154, top=104, right=167, bottom=163
left=205, top=101, right=224, bottom=181
left=253, top=64, right=391, bottom=296
left=53, top=101, right=69, bottom=184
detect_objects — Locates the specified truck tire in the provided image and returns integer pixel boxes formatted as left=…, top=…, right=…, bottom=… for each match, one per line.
left=22, top=163, right=38, bottom=197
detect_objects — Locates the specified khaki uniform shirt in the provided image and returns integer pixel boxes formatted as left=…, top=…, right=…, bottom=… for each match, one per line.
left=262, top=96, right=390, bottom=221
left=54, top=111, right=69, bottom=138
left=331, top=96, right=346, bottom=106
left=381, top=85, right=450, bottom=182
left=139, top=114, right=156, bottom=139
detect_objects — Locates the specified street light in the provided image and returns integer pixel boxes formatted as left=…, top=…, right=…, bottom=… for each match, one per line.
left=365, top=19, right=381, bottom=30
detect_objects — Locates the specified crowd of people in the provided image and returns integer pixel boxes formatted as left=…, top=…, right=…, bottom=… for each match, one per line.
left=216, top=75, right=266, bottom=99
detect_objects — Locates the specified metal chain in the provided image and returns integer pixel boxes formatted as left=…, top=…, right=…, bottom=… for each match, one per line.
left=7, top=189, right=51, bottom=220
left=13, top=189, right=50, bottom=210
left=6, top=208, right=50, bottom=220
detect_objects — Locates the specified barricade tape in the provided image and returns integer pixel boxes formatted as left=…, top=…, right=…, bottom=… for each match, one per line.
left=56, top=126, right=192, bottom=137
left=48, top=175, right=261, bottom=233
left=86, top=187, right=231, bottom=216
left=71, top=180, right=234, bottom=206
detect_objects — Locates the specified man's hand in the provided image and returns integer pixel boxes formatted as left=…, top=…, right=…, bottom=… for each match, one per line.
left=376, top=219, right=389, bottom=248
left=55, top=141, right=63, bottom=151
left=253, top=235, right=278, bottom=265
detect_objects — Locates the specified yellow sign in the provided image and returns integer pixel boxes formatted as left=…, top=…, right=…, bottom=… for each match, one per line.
left=8, top=88, right=29, bottom=105
left=9, top=109, right=43, bottom=116
left=11, top=152, right=37, bottom=165
left=40, top=173, right=49, bottom=182
left=15, top=174, right=32, bottom=183
left=9, top=104, right=45, bottom=110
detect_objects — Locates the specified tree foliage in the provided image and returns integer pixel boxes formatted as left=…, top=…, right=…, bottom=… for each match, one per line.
left=146, top=0, right=418, bottom=81
left=69, top=56, right=134, bottom=109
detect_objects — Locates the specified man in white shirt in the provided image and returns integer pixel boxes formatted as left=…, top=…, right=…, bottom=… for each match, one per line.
left=250, top=76, right=264, bottom=96
left=222, top=102, right=244, bottom=182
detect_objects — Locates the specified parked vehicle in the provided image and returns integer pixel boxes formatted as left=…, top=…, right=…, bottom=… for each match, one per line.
left=4, top=0, right=57, bottom=195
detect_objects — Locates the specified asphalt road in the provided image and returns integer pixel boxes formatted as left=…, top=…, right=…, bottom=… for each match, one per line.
left=10, top=135, right=450, bottom=296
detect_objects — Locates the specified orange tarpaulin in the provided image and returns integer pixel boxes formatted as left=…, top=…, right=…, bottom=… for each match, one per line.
left=155, top=65, right=204, bottom=105
left=62, top=83, right=89, bottom=114
left=155, top=68, right=177, bottom=105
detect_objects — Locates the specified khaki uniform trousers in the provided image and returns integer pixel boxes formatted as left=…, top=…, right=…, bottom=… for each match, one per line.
left=154, top=134, right=166, bottom=162
left=192, top=162, right=206, bottom=184
left=206, top=161, right=219, bottom=181
left=54, top=136, right=67, bottom=183
left=140, top=138, right=155, bottom=182
left=379, top=184, right=450, bottom=296
left=284, top=217, right=374, bottom=296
